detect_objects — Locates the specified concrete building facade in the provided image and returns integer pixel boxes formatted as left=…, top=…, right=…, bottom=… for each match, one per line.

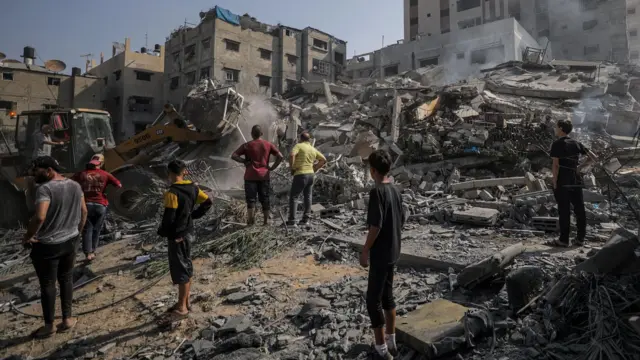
left=163, top=7, right=346, bottom=107
left=0, top=48, right=105, bottom=129
left=87, top=38, right=165, bottom=140
left=404, top=0, right=631, bottom=64
left=348, top=18, right=542, bottom=82
left=626, top=0, right=640, bottom=62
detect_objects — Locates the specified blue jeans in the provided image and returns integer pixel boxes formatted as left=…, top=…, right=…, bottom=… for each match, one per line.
left=83, top=203, right=107, bottom=255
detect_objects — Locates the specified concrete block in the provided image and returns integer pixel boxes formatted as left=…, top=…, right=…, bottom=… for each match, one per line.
left=478, top=190, right=494, bottom=201
left=310, top=204, right=325, bottom=213
left=451, top=207, right=500, bottom=226
left=532, top=217, right=559, bottom=232
left=583, top=174, right=597, bottom=187
left=345, top=156, right=363, bottom=165
left=463, top=190, right=481, bottom=199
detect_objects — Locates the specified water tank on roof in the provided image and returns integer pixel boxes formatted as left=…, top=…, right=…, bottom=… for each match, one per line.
left=154, top=44, right=161, bottom=52
left=141, top=47, right=147, bottom=54
left=71, top=67, right=82, bottom=76
left=23, top=46, right=35, bottom=59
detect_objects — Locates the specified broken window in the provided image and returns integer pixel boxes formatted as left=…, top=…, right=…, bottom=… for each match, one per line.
left=47, top=77, right=60, bottom=86
left=285, top=29, right=296, bottom=38
left=427, top=13, right=431, bottom=17
left=185, top=71, right=196, bottom=85
left=384, top=64, right=399, bottom=77
left=582, top=19, right=598, bottom=31
left=200, top=66, right=211, bottom=80
left=287, top=54, right=298, bottom=66
left=224, top=68, right=240, bottom=83
left=456, top=52, right=465, bottom=59
left=410, top=17, right=419, bottom=26
left=313, top=38, right=328, bottom=51
left=312, top=58, right=331, bottom=75
left=135, top=71, right=152, bottom=81
left=457, top=0, right=481, bottom=12
left=584, top=45, right=599, bottom=55
left=114, top=70, right=121, bottom=81
left=631, top=29, right=638, bottom=37
left=184, top=44, right=196, bottom=61
left=471, top=46, right=504, bottom=65
left=170, top=76, right=179, bottom=90
left=259, top=48, right=272, bottom=60
left=128, top=96, right=152, bottom=113
left=419, top=57, right=439, bottom=67
left=334, top=52, right=345, bottom=65
left=258, top=75, right=271, bottom=88
left=629, top=7, right=637, bottom=15
left=2, top=72, right=13, bottom=81
left=225, top=39, right=240, bottom=52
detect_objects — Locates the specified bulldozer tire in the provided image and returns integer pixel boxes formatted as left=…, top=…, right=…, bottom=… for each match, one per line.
left=108, top=168, right=164, bottom=222
left=0, top=180, right=29, bottom=229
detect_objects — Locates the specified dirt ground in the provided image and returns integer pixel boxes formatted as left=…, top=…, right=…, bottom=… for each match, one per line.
left=0, top=237, right=365, bottom=359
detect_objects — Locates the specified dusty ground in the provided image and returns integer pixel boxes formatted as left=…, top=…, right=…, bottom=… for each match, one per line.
left=0, top=236, right=365, bottom=359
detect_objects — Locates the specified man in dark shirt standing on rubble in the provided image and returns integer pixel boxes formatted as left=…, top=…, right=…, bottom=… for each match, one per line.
left=550, top=119, right=597, bottom=247
left=232, top=125, right=284, bottom=225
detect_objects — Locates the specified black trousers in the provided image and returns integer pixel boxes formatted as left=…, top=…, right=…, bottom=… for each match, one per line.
left=244, top=180, right=271, bottom=210
left=288, top=174, right=314, bottom=222
left=168, top=233, right=194, bottom=285
left=366, top=263, right=396, bottom=328
left=554, top=186, right=586, bottom=243
left=30, top=239, right=76, bottom=324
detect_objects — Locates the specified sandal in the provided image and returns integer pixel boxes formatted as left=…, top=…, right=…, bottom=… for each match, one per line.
left=166, top=304, right=192, bottom=312
left=57, top=318, right=77, bottom=333
left=31, top=326, right=56, bottom=339
left=157, top=310, right=189, bottom=326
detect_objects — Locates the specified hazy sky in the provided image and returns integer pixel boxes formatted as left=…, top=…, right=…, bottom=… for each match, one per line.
left=0, top=0, right=403, bottom=73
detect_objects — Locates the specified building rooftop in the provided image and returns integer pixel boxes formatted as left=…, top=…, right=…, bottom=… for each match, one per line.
left=0, top=61, right=67, bottom=75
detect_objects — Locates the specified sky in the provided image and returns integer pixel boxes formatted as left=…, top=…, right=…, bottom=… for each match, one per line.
left=0, top=0, right=403, bottom=74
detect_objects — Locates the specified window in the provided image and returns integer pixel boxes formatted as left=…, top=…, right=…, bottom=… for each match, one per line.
left=2, top=72, right=13, bottom=81
left=259, top=48, right=272, bottom=60
left=629, top=7, right=637, bottom=15
left=114, top=70, right=121, bottom=81
left=224, top=68, right=240, bottom=83
left=582, top=19, right=598, bottom=30
left=225, top=39, right=240, bottom=52
left=285, top=29, right=296, bottom=37
left=457, top=0, right=481, bottom=12
left=456, top=52, right=465, bottom=59
left=202, top=38, right=211, bottom=49
left=334, top=52, right=345, bottom=65
left=287, top=54, right=298, bottom=65
left=584, top=45, right=599, bottom=55
left=172, top=51, right=180, bottom=63
left=631, top=29, right=638, bottom=37
left=200, top=66, right=210, bottom=80
left=384, top=65, right=399, bottom=76
left=419, top=57, right=439, bottom=67
left=47, top=77, right=60, bottom=86
left=441, top=28, right=450, bottom=34
left=632, top=51, right=640, bottom=60
left=258, top=75, right=271, bottom=88
left=312, top=58, right=331, bottom=75
left=184, top=44, right=196, bottom=60
left=185, top=71, right=196, bottom=85
left=313, top=38, right=328, bottom=51
left=103, top=76, right=108, bottom=85
left=410, top=17, right=419, bottom=25
left=458, top=18, right=478, bottom=29
left=170, top=76, right=179, bottom=90
left=410, top=0, right=418, bottom=6
left=128, top=96, right=152, bottom=113
left=135, top=71, right=152, bottom=81
left=440, top=8, right=450, bottom=17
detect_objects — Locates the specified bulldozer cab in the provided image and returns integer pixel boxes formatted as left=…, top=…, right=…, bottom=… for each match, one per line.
left=14, top=108, right=115, bottom=173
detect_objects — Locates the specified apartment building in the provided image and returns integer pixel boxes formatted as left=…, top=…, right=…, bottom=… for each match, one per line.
left=0, top=46, right=104, bottom=128
left=405, top=0, right=631, bottom=64
left=87, top=38, right=165, bottom=140
left=627, top=0, right=640, bottom=62
left=163, top=6, right=347, bottom=107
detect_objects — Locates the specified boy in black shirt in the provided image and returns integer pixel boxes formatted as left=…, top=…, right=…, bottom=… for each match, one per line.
left=157, top=160, right=212, bottom=324
left=360, top=149, right=405, bottom=359
left=550, top=119, right=597, bottom=247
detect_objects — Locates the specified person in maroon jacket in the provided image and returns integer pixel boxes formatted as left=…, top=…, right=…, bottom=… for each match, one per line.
left=231, top=125, right=284, bottom=225
left=72, top=154, right=121, bottom=261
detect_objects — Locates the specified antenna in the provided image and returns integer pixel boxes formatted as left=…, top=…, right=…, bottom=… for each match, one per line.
left=145, top=32, right=148, bottom=48
left=80, top=53, right=93, bottom=73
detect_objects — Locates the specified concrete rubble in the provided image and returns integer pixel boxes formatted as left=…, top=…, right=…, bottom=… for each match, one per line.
left=4, top=59, right=640, bottom=360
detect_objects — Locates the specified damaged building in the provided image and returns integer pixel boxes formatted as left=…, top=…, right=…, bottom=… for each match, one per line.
left=163, top=6, right=347, bottom=105
left=87, top=38, right=165, bottom=141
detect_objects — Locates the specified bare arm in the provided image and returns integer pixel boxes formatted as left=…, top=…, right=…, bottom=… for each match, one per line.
left=23, top=201, right=49, bottom=243
left=231, top=153, right=248, bottom=165
left=269, top=153, right=284, bottom=172
left=363, top=226, right=380, bottom=251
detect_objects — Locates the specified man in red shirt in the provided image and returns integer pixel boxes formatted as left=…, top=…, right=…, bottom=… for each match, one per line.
left=71, top=154, right=122, bottom=260
left=232, top=125, right=283, bottom=225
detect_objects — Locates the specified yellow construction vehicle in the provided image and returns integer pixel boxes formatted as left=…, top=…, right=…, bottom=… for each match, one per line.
left=0, top=82, right=245, bottom=227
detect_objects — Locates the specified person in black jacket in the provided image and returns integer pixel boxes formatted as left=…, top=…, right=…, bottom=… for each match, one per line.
left=157, top=160, right=212, bottom=323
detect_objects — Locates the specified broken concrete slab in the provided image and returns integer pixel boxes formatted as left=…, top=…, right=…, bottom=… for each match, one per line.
left=457, top=243, right=525, bottom=289
left=450, top=177, right=527, bottom=191
left=451, top=207, right=500, bottom=226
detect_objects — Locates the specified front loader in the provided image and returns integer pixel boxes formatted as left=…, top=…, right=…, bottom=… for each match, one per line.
left=0, top=80, right=245, bottom=228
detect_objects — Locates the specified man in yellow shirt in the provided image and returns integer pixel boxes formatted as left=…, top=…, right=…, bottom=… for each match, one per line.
left=288, top=132, right=326, bottom=225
